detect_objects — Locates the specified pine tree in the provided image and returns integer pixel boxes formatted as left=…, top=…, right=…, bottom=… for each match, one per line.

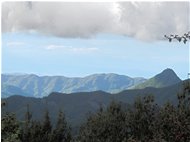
left=78, top=101, right=128, bottom=142
left=29, top=121, right=43, bottom=142
left=21, top=104, right=32, bottom=142
left=41, top=109, right=52, bottom=142
left=51, top=110, right=72, bottom=142
left=127, top=96, right=158, bottom=141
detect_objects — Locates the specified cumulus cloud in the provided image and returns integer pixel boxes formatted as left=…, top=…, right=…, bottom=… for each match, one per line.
left=117, top=2, right=190, bottom=40
left=2, top=2, right=190, bottom=41
left=2, top=2, right=114, bottom=38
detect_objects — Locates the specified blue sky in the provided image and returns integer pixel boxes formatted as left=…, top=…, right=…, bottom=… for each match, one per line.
left=1, top=2, right=189, bottom=79
left=2, top=32, right=189, bottom=79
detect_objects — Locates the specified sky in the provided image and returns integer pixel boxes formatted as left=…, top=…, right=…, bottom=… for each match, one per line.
left=1, top=2, right=190, bottom=79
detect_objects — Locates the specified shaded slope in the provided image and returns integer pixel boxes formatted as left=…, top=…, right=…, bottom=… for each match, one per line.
left=1, top=84, right=31, bottom=98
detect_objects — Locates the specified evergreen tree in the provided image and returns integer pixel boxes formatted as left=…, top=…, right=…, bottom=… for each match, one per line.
left=175, top=81, right=190, bottom=141
left=29, top=121, right=44, bottom=142
left=51, top=110, right=72, bottom=142
left=127, top=95, right=158, bottom=141
left=21, top=104, right=32, bottom=142
left=41, top=109, right=52, bottom=142
left=78, top=101, right=129, bottom=142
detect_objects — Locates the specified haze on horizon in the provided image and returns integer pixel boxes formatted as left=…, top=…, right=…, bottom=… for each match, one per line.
left=1, top=2, right=190, bottom=80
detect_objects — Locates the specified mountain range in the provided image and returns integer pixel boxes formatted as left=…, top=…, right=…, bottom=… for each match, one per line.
left=2, top=68, right=186, bottom=134
left=1, top=68, right=181, bottom=98
left=2, top=79, right=188, bottom=134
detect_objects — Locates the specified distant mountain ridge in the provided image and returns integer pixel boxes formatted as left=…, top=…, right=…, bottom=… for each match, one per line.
left=1, top=68, right=182, bottom=98
left=2, top=73, right=146, bottom=98
left=134, top=68, right=181, bottom=89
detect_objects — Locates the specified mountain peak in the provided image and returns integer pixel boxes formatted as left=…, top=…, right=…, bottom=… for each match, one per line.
left=134, top=68, right=181, bottom=89
left=155, top=68, right=181, bottom=81
left=161, top=68, right=176, bottom=74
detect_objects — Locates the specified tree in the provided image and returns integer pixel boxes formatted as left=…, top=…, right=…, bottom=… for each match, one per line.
left=1, top=113, right=21, bottom=142
left=175, top=80, right=190, bottom=141
left=41, top=109, right=52, bottom=142
left=21, top=104, right=32, bottom=142
left=29, top=121, right=44, bottom=142
left=51, top=110, right=72, bottom=142
left=1, top=102, right=21, bottom=142
left=126, top=96, right=158, bottom=141
left=154, top=81, right=190, bottom=142
left=78, top=101, right=129, bottom=142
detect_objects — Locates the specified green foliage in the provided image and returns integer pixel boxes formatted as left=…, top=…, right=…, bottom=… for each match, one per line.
left=78, top=101, right=129, bottom=142
left=21, top=104, right=32, bottom=142
left=51, top=110, right=72, bottom=142
left=29, top=121, right=44, bottom=142
left=43, top=109, right=52, bottom=133
left=1, top=113, right=21, bottom=142
left=39, top=109, right=52, bottom=142
left=154, top=81, right=190, bottom=142
left=127, top=96, right=158, bottom=141
left=20, top=108, right=71, bottom=142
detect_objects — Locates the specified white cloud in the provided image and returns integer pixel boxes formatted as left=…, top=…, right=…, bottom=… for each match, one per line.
left=45, top=45, right=72, bottom=50
left=6, top=41, right=25, bottom=46
left=45, top=44, right=99, bottom=53
left=2, top=2, right=190, bottom=41
left=70, top=47, right=99, bottom=53
left=117, top=2, right=190, bottom=41
left=2, top=2, right=114, bottom=38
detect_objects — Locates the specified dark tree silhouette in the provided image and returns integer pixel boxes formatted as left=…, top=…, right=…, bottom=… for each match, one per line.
left=21, top=104, right=32, bottom=142
left=164, top=31, right=190, bottom=44
left=41, top=109, right=52, bottom=142
left=51, top=110, right=72, bottom=142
